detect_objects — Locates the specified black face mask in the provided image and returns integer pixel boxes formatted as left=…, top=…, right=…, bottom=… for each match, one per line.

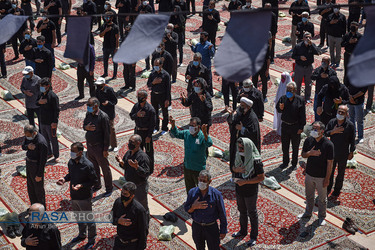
left=350, top=26, right=357, bottom=32
left=200, top=38, right=205, bottom=44
left=138, top=97, right=146, bottom=103
left=121, top=195, right=131, bottom=202
left=128, top=141, right=136, bottom=150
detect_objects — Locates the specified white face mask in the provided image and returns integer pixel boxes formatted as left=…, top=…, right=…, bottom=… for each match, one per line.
left=238, top=152, right=245, bottom=157
left=336, top=114, right=345, bottom=120
left=246, top=2, right=251, bottom=6
left=143, top=1, right=147, bottom=5
left=198, top=181, right=208, bottom=190
left=310, top=130, right=320, bottom=138
left=189, top=126, right=197, bottom=135
left=70, top=152, right=79, bottom=160
left=243, top=87, right=250, bottom=92
left=155, top=47, right=162, bottom=53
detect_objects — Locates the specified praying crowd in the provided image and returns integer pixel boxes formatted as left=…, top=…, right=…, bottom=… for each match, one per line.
left=0, top=0, right=374, bottom=249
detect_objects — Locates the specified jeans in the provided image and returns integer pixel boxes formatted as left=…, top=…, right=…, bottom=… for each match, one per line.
left=25, top=59, right=36, bottom=70
left=328, top=35, right=342, bottom=65
left=304, top=174, right=327, bottom=219
left=349, top=103, right=364, bottom=139
left=236, top=193, right=259, bottom=240
left=103, top=47, right=118, bottom=77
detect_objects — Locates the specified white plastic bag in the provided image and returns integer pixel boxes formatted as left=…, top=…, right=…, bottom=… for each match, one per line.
left=158, top=225, right=175, bottom=241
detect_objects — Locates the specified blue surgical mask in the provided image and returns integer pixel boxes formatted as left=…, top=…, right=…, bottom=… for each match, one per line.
left=37, top=44, right=43, bottom=49
left=154, top=66, right=160, bottom=71
left=25, top=34, right=31, bottom=40
left=286, top=91, right=293, bottom=98
left=87, top=106, right=94, bottom=113
left=40, top=86, right=46, bottom=93
left=208, top=8, right=213, bottom=11
left=70, top=152, right=78, bottom=160
left=24, top=74, right=30, bottom=79
left=192, top=61, right=199, bottom=66
left=26, top=136, right=34, bottom=140
left=310, top=130, right=319, bottom=138
left=12, top=4, right=16, bottom=8
left=194, top=86, right=201, bottom=93
left=321, top=62, right=327, bottom=68
left=302, top=17, right=308, bottom=23
left=104, top=4, right=108, bottom=9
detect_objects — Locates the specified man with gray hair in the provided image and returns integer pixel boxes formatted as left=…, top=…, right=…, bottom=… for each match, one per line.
left=276, top=82, right=306, bottom=169
left=115, top=134, right=151, bottom=215
left=291, top=32, right=319, bottom=103
left=185, top=53, right=211, bottom=95
left=22, top=125, right=48, bottom=207
left=184, top=170, right=227, bottom=250
left=20, top=66, right=41, bottom=127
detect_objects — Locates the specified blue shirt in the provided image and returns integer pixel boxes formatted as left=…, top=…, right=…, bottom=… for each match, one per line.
left=191, top=41, right=215, bottom=68
left=170, top=127, right=213, bottom=171
left=184, top=186, right=228, bottom=234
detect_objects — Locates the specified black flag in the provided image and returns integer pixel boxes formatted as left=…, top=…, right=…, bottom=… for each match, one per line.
left=64, top=16, right=91, bottom=65
left=214, top=11, right=272, bottom=82
left=347, top=6, right=375, bottom=87
left=0, top=14, right=28, bottom=45
left=113, top=14, right=170, bottom=64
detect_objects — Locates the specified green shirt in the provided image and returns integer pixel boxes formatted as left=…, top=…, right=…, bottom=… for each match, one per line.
left=170, top=126, right=213, bottom=171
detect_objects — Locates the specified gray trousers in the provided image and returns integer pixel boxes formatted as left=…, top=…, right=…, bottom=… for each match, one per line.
left=328, top=35, right=342, bottom=65
left=71, top=198, right=96, bottom=239
left=40, top=123, right=59, bottom=158
left=86, top=144, right=112, bottom=191
left=294, top=64, right=313, bottom=101
left=304, top=174, right=327, bottom=219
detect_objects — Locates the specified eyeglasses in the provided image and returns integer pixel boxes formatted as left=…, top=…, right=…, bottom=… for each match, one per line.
left=337, top=111, right=346, bottom=115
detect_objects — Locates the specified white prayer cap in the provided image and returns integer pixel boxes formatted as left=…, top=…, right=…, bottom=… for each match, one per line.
left=240, top=97, right=253, bottom=107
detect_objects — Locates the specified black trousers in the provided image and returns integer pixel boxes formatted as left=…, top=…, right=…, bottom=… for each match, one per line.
left=236, top=193, right=258, bottom=240
left=252, top=64, right=268, bottom=99
left=26, top=107, right=40, bottom=128
left=327, top=158, right=347, bottom=196
left=151, top=93, right=169, bottom=131
left=50, top=18, right=61, bottom=44
left=113, top=237, right=138, bottom=250
left=11, top=33, right=24, bottom=58
left=186, top=0, right=195, bottom=13
left=26, top=160, right=46, bottom=207
left=366, top=84, right=374, bottom=110
left=347, top=13, right=360, bottom=32
left=281, top=123, right=301, bottom=166
left=0, top=49, right=6, bottom=76
left=207, top=30, right=217, bottom=48
left=343, top=51, right=352, bottom=78
left=123, top=64, right=136, bottom=88
left=222, top=79, right=238, bottom=109
left=321, top=112, right=335, bottom=126
left=118, top=16, right=126, bottom=39
left=270, top=36, right=276, bottom=61
left=135, top=129, right=154, bottom=174
left=177, top=32, right=185, bottom=64
left=319, top=19, right=328, bottom=46
left=171, top=54, right=178, bottom=82
left=192, top=221, right=220, bottom=250
left=77, top=65, right=95, bottom=98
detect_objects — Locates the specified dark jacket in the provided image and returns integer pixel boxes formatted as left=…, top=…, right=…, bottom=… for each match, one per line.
left=19, top=37, right=37, bottom=60
left=202, top=9, right=220, bottom=32
left=182, top=90, right=213, bottom=125
left=327, top=12, right=346, bottom=38
left=32, top=46, right=53, bottom=78
left=317, top=83, right=349, bottom=116
left=22, top=133, right=48, bottom=177
left=36, top=89, right=60, bottom=125
left=95, top=85, right=117, bottom=120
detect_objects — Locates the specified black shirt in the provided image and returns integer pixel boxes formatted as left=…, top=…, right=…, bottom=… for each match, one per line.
left=21, top=223, right=61, bottom=250
left=237, top=88, right=264, bottom=120
left=19, top=37, right=37, bottom=60
left=83, top=110, right=110, bottom=150
left=22, top=133, right=48, bottom=177
left=327, top=12, right=346, bottom=38
left=44, top=0, right=62, bottom=15
left=319, top=2, right=334, bottom=21
left=120, top=149, right=150, bottom=185
left=37, top=20, right=56, bottom=44
left=292, top=41, right=319, bottom=66
left=163, top=31, right=178, bottom=57
left=182, top=90, right=213, bottom=125
left=112, top=198, right=147, bottom=249
left=101, top=23, right=119, bottom=49
left=32, top=46, right=53, bottom=78
left=235, top=159, right=264, bottom=197
left=349, top=0, right=363, bottom=14
left=82, top=0, right=97, bottom=15
left=0, top=0, right=11, bottom=17
left=116, top=0, right=131, bottom=13
left=296, top=21, right=314, bottom=41
left=317, top=84, right=349, bottom=115
left=95, top=85, right=117, bottom=120
left=311, top=66, right=337, bottom=94
left=202, top=9, right=220, bottom=32
left=341, top=31, right=362, bottom=53
left=303, top=136, right=334, bottom=178
left=325, top=118, right=355, bottom=158
left=130, top=102, right=156, bottom=138
left=151, top=50, right=174, bottom=76
left=36, top=89, right=60, bottom=125
left=276, top=94, right=306, bottom=130
left=158, top=0, right=173, bottom=12
left=289, top=0, right=310, bottom=25
left=147, top=69, right=171, bottom=102
left=64, top=156, right=98, bottom=200
left=270, top=12, right=278, bottom=36
left=345, top=79, right=368, bottom=105
left=185, top=62, right=210, bottom=93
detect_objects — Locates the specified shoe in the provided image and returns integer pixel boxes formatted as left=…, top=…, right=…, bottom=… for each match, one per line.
left=47, top=154, right=54, bottom=159
left=231, top=231, right=246, bottom=238
left=101, top=73, right=108, bottom=78
left=246, top=239, right=256, bottom=247
left=75, top=96, right=84, bottom=100
left=113, top=147, right=119, bottom=152
left=92, top=186, right=101, bottom=192
left=358, top=138, right=364, bottom=144
left=270, top=60, right=275, bottom=64
left=318, top=218, right=326, bottom=226
left=330, top=63, right=335, bottom=67
left=279, top=163, right=288, bottom=169
left=6, top=227, right=16, bottom=239
left=290, top=165, right=297, bottom=170
left=161, top=130, right=168, bottom=136
left=306, top=100, right=312, bottom=104
left=318, top=43, right=324, bottom=47
left=121, top=86, right=130, bottom=90
left=343, top=220, right=356, bottom=234
left=70, top=236, right=86, bottom=243
left=52, top=68, right=56, bottom=71
left=264, top=98, right=268, bottom=103
left=153, top=129, right=158, bottom=134
left=172, top=80, right=176, bottom=83
left=335, top=63, right=340, bottom=68
left=298, top=213, right=311, bottom=219
left=103, top=190, right=112, bottom=197
left=53, top=158, right=60, bottom=163
left=0, top=75, right=7, bottom=78
left=12, top=226, right=21, bottom=237
left=84, top=239, right=95, bottom=250
left=111, top=76, right=117, bottom=80
left=13, top=56, right=19, bottom=60
left=179, top=63, right=185, bottom=67
left=168, top=106, right=172, bottom=111
left=345, top=218, right=359, bottom=232
left=329, top=194, right=339, bottom=201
